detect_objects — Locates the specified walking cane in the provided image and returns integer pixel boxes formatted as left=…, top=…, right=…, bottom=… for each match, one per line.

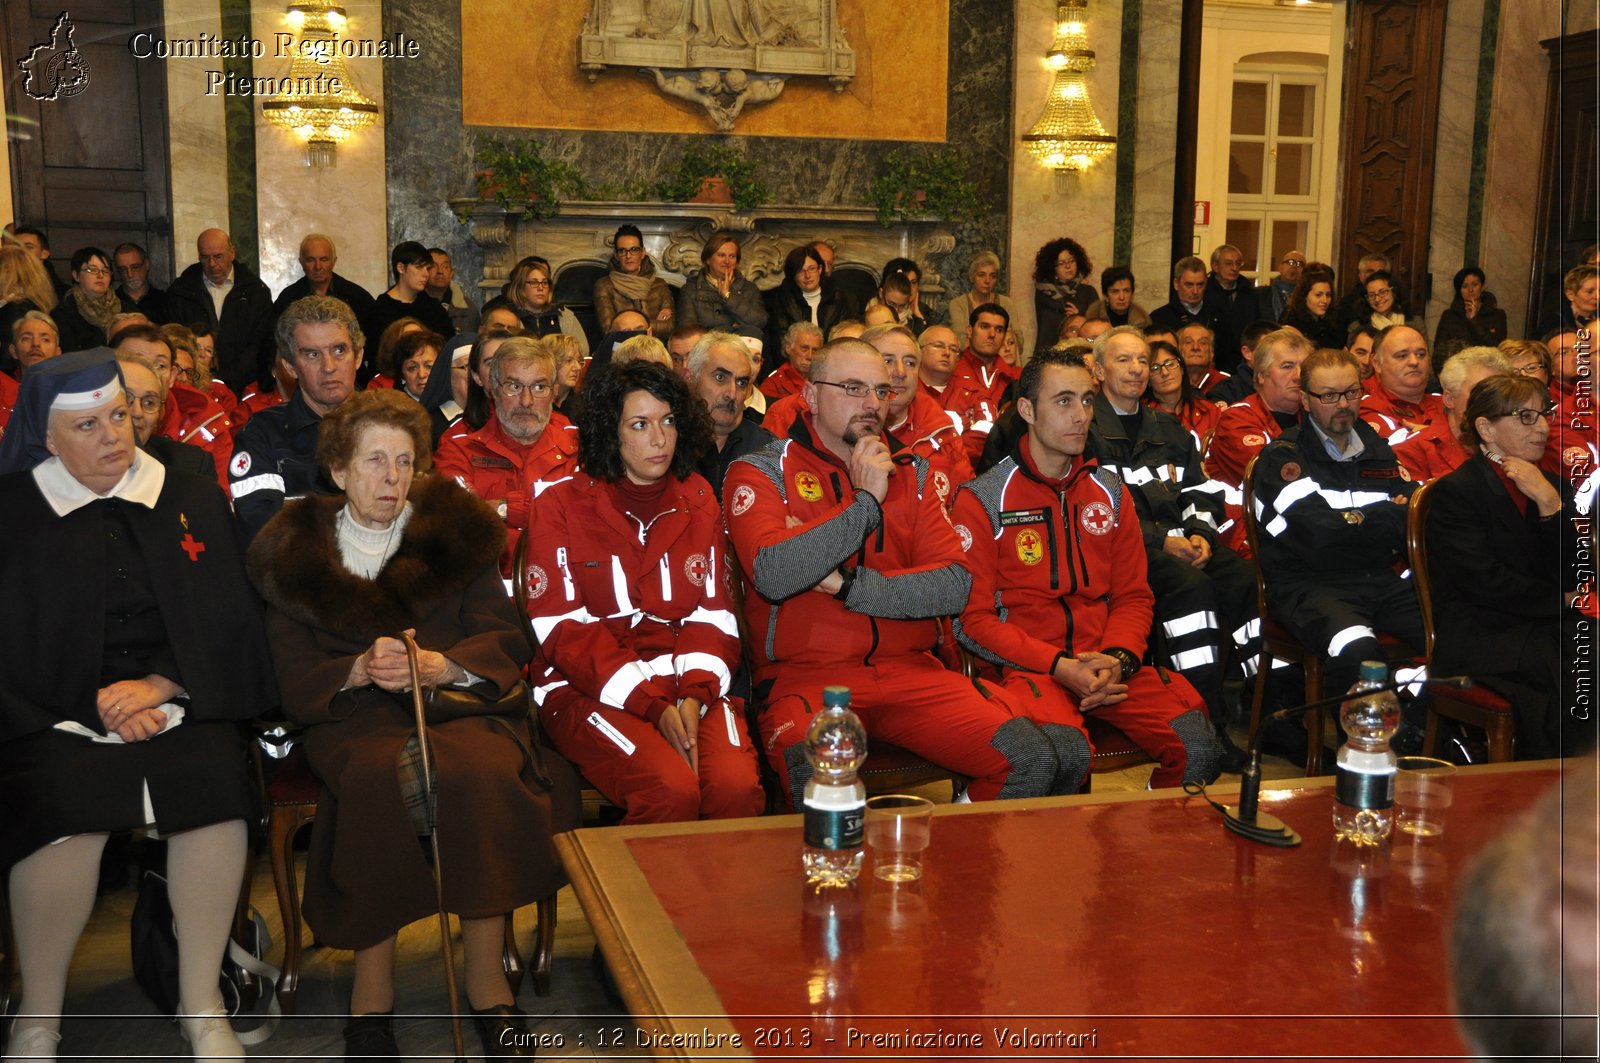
left=401, top=631, right=468, bottom=1063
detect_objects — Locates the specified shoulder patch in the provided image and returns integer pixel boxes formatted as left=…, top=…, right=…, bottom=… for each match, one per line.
left=1280, top=461, right=1301, bottom=482
left=1242, top=433, right=1266, bottom=448
left=229, top=451, right=251, bottom=478
left=729, top=483, right=757, bottom=517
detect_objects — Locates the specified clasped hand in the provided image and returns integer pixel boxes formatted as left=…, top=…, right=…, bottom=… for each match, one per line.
left=1053, top=652, right=1129, bottom=711
left=657, top=697, right=702, bottom=773
left=96, top=675, right=181, bottom=742
left=346, top=629, right=464, bottom=692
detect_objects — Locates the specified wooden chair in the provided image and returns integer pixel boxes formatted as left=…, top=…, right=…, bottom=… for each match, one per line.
left=1242, top=454, right=1420, bottom=774
left=1405, top=481, right=1516, bottom=761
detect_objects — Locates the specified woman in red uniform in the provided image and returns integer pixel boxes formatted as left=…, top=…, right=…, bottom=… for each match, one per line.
left=526, top=360, right=764, bottom=823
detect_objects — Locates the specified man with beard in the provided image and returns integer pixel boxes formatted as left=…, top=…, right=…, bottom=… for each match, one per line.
left=690, top=330, right=774, bottom=498
left=724, top=339, right=1058, bottom=810
left=1249, top=347, right=1423, bottom=693
left=433, top=334, right=579, bottom=571
left=866, top=322, right=971, bottom=507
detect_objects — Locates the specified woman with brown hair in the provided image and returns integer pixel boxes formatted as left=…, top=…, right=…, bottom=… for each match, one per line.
left=1424, top=373, right=1587, bottom=760
left=51, top=247, right=121, bottom=353
left=249, top=389, right=573, bottom=1058
left=674, top=231, right=767, bottom=338
left=592, top=223, right=674, bottom=338
left=1280, top=263, right=1344, bottom=350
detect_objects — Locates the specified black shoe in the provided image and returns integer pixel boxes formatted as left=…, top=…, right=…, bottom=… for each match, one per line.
left=343, top=1011, right=399, bottom=1059
left=472, top=1003, right=536, bottom=1058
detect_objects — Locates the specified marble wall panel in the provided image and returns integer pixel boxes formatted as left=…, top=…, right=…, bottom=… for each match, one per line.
left=1480, top=3, right=1565, bottom=339
left=1424, top=0, right=1485, bottom=342
left=383, top=0, right=1012, bottom=312
left=164, top=0, right=230, bottom=279
left=250, top=0, right=389, bottom=296
left=1128, top=0, right=1181, bottom=315
left=1007, top=0, right=1124, bottom=354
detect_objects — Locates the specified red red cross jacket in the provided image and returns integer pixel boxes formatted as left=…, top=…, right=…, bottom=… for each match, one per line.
left=759, top=362, right=806, bottom=402
left=157, top=379, right=234, bottom=488
left=1359, top=377, right=1444, bottom=443
left=1202, top=392, right=1290, bottom=553
left=524, top=472, right=739, bottom=723
left=886, top=389, right=973, bottom=506
left=1394, top=420, right=1470, bottom=483
left=434, top=411, right=579, bottom=567
left=723, top=412, right=970, bottom=675
left=952, top=435, right=1151, bottom=676
left=940, top=350, right=1019, bottom=462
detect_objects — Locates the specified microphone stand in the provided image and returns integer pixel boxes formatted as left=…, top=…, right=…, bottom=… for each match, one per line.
left=1219, top=674, right=1473, bottom=847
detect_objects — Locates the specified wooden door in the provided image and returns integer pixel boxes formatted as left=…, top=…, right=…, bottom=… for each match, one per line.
left=1334, top=0, right=1447, bottom=315
left=4, top=0, right=172, bottom=282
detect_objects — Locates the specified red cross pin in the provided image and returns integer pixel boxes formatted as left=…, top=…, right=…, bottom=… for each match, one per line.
left=179, top=533, right=206, bottom=562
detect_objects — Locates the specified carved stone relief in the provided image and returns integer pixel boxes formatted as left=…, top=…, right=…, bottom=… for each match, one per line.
left=578, top=0, right=855, bottom=131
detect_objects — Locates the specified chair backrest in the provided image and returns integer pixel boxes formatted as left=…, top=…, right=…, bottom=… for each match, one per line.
left=1240, top=452, right=1272, bottom=622
left=1405, top=479, right=1438, bottom=662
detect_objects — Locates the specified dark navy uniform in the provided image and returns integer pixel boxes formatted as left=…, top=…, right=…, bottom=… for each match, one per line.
left=228, top=390, right=336, bottom=543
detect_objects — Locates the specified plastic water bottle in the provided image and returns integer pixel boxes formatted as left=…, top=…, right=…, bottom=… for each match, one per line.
left=802, top=686, right=867, bottom=887
left=1333, top=661, right=1399, bottom=845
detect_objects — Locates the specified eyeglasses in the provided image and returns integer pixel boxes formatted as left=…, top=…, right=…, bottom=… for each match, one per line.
left=1491, top=404, right=1556, bottom=426
left=1282, top=258, right=1306, bottom=267
left=522, top=278, right=551, bottom=288
left=616, top=246, right=644, bottom=256
left=815, top=379, right=893, bottom=402
left=127, top=394, right=161, bottom=413
left=499, top=380, right=552, bottom=398
left=1510, top=362, right=1545, bottom=377
left=1150, top=360, right=1181, bottom=373
left=1308, top=387, right=1363, bottom=405
left=80, top=266, right=111, bottom=277
left=1366, top=288, right=1394, bottom=300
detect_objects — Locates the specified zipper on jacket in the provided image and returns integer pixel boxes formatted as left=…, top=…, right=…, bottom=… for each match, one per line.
left=1071, top=503, right=1092, bottom=589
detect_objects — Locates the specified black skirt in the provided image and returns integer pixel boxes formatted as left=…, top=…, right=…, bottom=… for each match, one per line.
left=0, top=720, right=255, bottom=869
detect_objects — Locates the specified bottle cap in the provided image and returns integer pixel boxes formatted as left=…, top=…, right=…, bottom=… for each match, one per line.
left=1357, top=661, right=1387, bottom=683
left=822, top=685, right=851, bottom=707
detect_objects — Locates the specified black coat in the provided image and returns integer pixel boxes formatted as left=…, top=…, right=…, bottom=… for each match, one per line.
left=765, top=277, right=852, bottom=360
left=1203, top=274, right=1258, bottom=373
left=0, top=463, right=276, bottom=865
left=1282, top=306, right=1347, bottom=351
left=1432, top=292, right=1508, bottom=364
left=165, top=261, right=276, bottom=390
left=1424, top=454, right=1581, bottom=757
left=50, top=294, right=111, bottom=353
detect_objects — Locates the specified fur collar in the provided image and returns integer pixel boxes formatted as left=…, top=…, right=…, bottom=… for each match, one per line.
left=248, top=475, right=505, bottom=643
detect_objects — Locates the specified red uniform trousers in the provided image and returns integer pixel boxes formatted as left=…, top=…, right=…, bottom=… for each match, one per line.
left=991, top=666, right=1209, bottom=790
left=758, top=654, right=1055, bottom=810
left=540, top=688, right=764, bottom=825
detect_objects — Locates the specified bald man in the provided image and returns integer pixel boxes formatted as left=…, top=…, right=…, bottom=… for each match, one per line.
left=164, top=228, right=275, bottom=391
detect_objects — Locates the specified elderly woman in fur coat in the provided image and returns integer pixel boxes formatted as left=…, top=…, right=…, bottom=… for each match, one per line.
left=248, top=389, right=574, bottom=1060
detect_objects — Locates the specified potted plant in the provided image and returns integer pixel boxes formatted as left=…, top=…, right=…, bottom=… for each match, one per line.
left=870, top=148, right=982, bottom=227
left=472, top=136, right=585, bottom=220
left=655, top=143, right=768, bottom=212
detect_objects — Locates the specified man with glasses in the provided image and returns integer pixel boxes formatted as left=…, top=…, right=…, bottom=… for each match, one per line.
left=1203, top=244, right=1256, bottom=374
left=433, top=335, right=578, bottom=572
left=1395, top=346, right=1512, bottom=482
left=229, top=295, right=362, bottom=541
left=1361, top=324, right=1444, bottom=444
left=1257, top=250, right=1304, bottom=324
left=112, top=345, right=214, bottom=481
left=113, top=242, right=166, bottom=322
left=724, top=339, right=1058, bottom=810
left=112, top=323, right=233, bottom=488
left=1250, top=347, right=1424, bottom=692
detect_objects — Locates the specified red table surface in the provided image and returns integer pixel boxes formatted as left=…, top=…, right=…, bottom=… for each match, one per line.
left=625, top=768, right=1560, bottom=1059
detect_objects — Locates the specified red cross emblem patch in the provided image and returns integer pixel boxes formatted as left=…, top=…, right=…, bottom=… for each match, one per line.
left=1080, top=501, right=1114, bottom=536
left=684, top=553, right=709, bottom=587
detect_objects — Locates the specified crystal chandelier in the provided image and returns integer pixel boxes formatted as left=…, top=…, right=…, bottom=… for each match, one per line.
left=261, top=1, right=380, bottom=168
left=1021, top=0, right=1117, bottom=179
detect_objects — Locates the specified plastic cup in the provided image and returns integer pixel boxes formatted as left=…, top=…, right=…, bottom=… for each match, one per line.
left=865, top=795, right=933, bottom=882
left=1395, top=756, right=1455, bottom=837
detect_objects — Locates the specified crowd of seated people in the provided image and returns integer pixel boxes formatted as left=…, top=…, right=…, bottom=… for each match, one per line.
left=0, top=219, right=1593, bottom=1060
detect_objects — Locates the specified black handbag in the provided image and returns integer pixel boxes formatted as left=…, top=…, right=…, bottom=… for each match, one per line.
left=420, top=678, right=531, bottom=725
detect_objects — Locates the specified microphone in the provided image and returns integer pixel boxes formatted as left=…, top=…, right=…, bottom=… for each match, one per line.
left=1218, top=674, right=1474, bottom=847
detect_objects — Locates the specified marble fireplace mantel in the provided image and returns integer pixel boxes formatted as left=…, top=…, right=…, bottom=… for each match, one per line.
left=448, top=198, right=959, bottom=309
